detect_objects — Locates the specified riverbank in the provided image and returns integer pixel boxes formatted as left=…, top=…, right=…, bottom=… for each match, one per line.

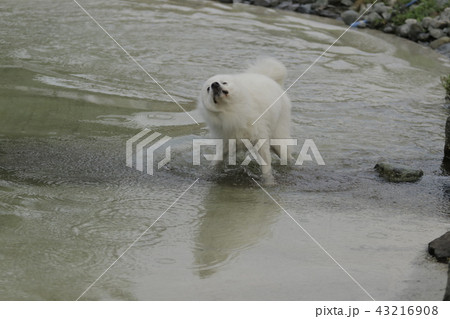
left=217, top=0, right=450, bottom=58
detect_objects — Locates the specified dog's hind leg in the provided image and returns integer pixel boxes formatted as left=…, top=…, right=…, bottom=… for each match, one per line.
left=271, top=126, right=294, bottom=165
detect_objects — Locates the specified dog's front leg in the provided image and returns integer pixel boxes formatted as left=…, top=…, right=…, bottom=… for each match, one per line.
left=209, top=139, right=228, bottom=169
left=260, top=142, right=275, bottom=186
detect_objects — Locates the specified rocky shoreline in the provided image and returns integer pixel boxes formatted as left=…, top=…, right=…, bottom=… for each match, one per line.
left=217, top=0, right=450, bottom=58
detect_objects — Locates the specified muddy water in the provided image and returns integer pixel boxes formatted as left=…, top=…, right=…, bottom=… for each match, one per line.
left=1, top=0, right=450, bottom=300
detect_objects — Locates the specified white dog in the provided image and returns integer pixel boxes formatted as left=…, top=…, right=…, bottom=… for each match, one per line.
left=198, top=57, right=292, bottom=185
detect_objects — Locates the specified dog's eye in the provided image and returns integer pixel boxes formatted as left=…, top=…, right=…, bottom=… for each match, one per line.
left=222, top=82, right=227, bottom=85
left=207, top=87, right=210, bottom=93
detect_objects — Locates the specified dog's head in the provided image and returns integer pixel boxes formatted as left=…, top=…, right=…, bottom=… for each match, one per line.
left=200, top=75, right=234, bottom=112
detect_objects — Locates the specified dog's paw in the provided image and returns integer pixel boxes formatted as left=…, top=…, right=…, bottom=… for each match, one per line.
left=262, top=174, right=276, bottom=186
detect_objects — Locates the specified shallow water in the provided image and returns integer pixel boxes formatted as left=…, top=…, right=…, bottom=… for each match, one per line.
left=1, top=0, right=450, bottom=300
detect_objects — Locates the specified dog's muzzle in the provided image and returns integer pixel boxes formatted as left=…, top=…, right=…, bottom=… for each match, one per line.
left=211, top=82, right=228, bottom=104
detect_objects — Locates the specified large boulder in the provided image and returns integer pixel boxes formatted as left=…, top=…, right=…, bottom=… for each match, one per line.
left=374, top=162, right=423, bottom=182
left=428, top=231, right=450, bottom=263
left=396, top=23, right=411, bottom=38
left=341, top=10, right=359, bottom=26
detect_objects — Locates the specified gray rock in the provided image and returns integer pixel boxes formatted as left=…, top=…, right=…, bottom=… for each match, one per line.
left=445, top=264, right=450, bottom=301
left=254, top=0, right=280, bottom=7
left=417, top=32, right=430, bottom=41
left=430, top=36, right=450, bottom=49
left=382, top=11, right=392, bottom=21
left=437, top=43, right=450, bottom=59
left=383, top=24, right=395, bottom=33
left=408, top=23, right=425, bottom=41
left=396, top=24, right=411, bottom=38
left=318, top=9, right=340, bottom=19
left=373, top=3, right=388, bottom=15
left=340, top=0, right=353, bottom=6
left=277, top=1, right=293, bottom=9
left=356, top=20, right=367, bottom=28
left=405, top=18, right=418, bottom=25
left=358, top=3, right=367, bottom=13
left=341, top=10, right=359, bottom=26
left=428, top=231, right=450, bottom=263
left=441, top=7, right=450, bottom=21
left=422, top=17, right=433, bottom=30
left=374, top=162, right=423, bottom=183
left=296, top=4, right=312, bottom=13
left=311, top=0, right=328, bottom=9
left=430, top=28, right=445, bottom=39
left=431, top=18, right=448, bottom=29
left=366, top=11, right=382, bottom=26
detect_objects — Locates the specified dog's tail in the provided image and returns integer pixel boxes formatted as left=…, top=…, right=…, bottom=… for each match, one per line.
left=246, top=57, right=287, bottom=86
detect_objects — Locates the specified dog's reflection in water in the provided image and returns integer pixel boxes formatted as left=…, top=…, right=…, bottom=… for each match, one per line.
left=192, top=184, right=280, bottom=278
